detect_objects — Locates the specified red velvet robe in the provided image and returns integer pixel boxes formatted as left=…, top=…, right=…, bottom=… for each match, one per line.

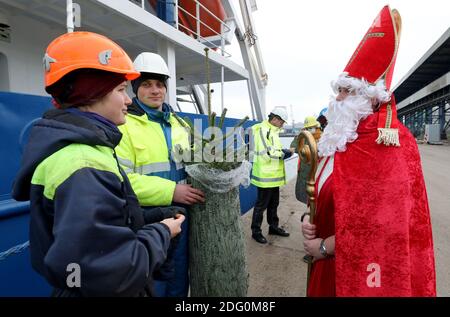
left=308, top=113, right=436, bottom=297
left=307, top=162, right=336, bottom=297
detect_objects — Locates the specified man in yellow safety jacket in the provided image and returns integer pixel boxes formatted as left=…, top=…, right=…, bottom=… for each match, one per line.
left=250, top=107, right=293, bottom=244
left=115, top=52, right=205, bottom=297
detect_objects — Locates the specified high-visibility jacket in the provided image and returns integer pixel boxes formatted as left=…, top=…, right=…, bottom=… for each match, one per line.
left=251, top=120, right=286, bottom=188
left=116, top=99, right=191, bottom=206
left=12, top=109, right=171, bottom=297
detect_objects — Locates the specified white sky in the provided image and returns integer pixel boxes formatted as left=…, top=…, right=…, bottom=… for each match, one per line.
left=208, top=0, right=450, bottom=124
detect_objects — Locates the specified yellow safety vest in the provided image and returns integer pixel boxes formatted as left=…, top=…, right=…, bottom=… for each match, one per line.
left=116, top=111, right=191, bottom=206
left=251, top=120, right=286, bottom=188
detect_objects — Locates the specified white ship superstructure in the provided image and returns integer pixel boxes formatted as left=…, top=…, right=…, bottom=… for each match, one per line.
left=0, top=0, right=267, bottom=118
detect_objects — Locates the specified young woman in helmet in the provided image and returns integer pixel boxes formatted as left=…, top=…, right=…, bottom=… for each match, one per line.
left=12, top=32, right=185, bottom=296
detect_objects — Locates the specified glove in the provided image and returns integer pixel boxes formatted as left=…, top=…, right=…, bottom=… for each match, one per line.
left=142, top=206, right=187, bottom=224
left=154, top=235, right=180, bottom=281
left=282, top=148, right=293, bottom=160
left=151, top=207, right=187, bottom=281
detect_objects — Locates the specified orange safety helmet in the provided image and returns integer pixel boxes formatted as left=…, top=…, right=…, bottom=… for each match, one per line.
left=44, top=31, right=140, bottom=88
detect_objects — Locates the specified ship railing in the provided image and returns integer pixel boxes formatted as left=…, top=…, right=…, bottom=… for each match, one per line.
left=129, top=0, right=233, bottom=57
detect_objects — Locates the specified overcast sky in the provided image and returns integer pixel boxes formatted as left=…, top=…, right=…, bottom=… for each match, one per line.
left=209, top=0, right=450, bottom=124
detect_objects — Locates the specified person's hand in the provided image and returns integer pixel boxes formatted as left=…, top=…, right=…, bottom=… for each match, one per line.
left=303, top=238, right=326, bottom=261
left=282, top=148, right=293, bottom=160
left=161, top=214, right=185, bottom=238
left=301, top=214, right=316, bottom=240
left=142, top=206, right=186, bottom=224
left=172, top=184, right=205, bottom=205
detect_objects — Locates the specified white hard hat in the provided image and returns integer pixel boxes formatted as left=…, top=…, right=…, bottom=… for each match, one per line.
left=133, top=52, right=170, bottom=78
left=270, top=107, right=288, bottom=122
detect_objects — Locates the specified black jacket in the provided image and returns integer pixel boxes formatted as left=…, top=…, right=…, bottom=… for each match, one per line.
left=13, top=109, right=171, bottom=296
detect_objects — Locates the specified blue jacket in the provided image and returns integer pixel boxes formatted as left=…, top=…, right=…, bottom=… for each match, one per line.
left=13, top=109, right=171, bottom=296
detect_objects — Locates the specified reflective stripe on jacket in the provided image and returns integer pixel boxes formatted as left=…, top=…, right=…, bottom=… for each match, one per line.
left=251, top=120, right=286, bottom=188
left=116, top=101, right=191, bottom=206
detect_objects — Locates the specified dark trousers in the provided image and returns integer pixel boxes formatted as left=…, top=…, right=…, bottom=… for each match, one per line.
left=251, top=187, right=280, bottom=234
left=153, top=208, right=189, bottom=297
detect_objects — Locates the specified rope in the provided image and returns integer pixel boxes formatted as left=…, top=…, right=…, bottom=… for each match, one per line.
left=0, top=241, right=30, bottom=261
left=244, top=26, right=258, bottom=46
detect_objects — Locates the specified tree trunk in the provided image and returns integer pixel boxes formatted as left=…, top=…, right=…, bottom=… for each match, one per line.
left=188, top=177, right=249, bottom=297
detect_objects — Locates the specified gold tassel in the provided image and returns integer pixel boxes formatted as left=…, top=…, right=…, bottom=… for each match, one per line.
left=376, top=128, right=400, bottom=146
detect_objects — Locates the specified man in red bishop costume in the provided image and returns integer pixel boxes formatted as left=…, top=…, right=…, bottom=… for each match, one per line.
left=302, top=5, right=436, bottom=296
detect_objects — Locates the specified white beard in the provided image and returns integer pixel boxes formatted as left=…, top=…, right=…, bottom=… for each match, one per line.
left=317, top=95, right=374, bottom=157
